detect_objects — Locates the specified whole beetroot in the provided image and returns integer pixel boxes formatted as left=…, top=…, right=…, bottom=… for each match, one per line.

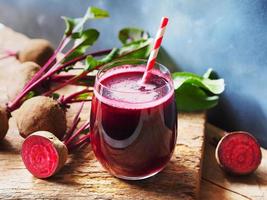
left=17, top=39, right=54, bottom=66
left=14, top=96, right=67, bottom=139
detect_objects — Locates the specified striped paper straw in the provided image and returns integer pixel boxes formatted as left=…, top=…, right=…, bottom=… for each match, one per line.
left=142, top=17, right=169, bottom=83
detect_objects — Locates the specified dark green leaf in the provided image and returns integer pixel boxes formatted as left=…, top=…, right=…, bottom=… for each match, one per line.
left=62, top=6, right=109, bottom=36
left=172, top=69, right=225, bottom=94
left=63, top=29, right=99, bottom=63
left=119, top=28, right=149, bottom=44
left=175, top=83, right=219, bottom=112
left=118, top=39, right=152, bottom=59
left=172, top=69, right=225, bottom=111
left=62, top=16, right=76, bottom=36
left=73, top=29, right=100, bottom=51
left=63, top=50, right=84, bottom=64
left=85, top=56, right=102, bottom=71
left=85, top=48, right=118, bottom=71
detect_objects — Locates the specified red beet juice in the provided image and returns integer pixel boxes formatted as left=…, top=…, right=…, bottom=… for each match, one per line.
left=90, top=63, right=177, bottom=180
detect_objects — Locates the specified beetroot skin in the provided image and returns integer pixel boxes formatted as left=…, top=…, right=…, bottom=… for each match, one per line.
left=17, top=39, right=54, bottom=66
left=0, top=105, right=9, bottom=140
left=215, top=131, right=262, bottom=175
left=7, top=62, right=41, bottom=101
left=14, top=96, right=67, bottom=139
left=21, top=131, right=68, bottom=178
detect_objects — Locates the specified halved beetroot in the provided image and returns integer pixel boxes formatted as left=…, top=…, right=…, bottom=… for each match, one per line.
left=215, top=131, right=262, bottom=175
left=21, top=131, right=68, bottom=179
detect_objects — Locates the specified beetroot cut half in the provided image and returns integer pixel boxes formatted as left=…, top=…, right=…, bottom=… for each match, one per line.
left=21, top=131, right=68, bottom=179
left=215, top=131, right=262, bottom=175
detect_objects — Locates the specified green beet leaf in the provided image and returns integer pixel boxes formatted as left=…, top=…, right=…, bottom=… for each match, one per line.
left=63, top=29, right=100, bottom=63
left=175, top=83, right=219, bottom=111
left=172, top=68, right=225, bottom=111
left=119, top=28, right=150, bottom=45
left=62, top=6, right=109, bottom=36
left=62, top=16, right=76, bottom=36
left=85, top=48, right=119, bottom=70
left=72, top=29, right=100, bottom=52
left=117, top=39, right=152, bottom=59
left=84, top=38, right=152, bottom=71
left=73, top=92, right=93, bottom=101
left=172, top=69, right=225, bottom=94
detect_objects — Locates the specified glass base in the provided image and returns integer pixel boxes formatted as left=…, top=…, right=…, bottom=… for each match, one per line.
left=111, top=166, right=165, bottom=181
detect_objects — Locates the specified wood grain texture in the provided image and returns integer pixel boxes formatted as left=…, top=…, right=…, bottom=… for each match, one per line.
left=0, top=26, right=206, bottom=200
left=200, top=124, right=267, bottom=200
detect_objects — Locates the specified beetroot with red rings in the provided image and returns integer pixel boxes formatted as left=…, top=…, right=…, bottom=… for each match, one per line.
left=216, top=131, right=262, bottom=175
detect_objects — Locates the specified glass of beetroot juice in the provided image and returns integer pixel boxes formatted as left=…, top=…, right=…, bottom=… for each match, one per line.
left=90, top=59, right=177, bottom=180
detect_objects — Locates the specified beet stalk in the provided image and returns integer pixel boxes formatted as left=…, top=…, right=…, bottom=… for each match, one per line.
left=7, top=61, right=48, bottom=101
left=6, top=41, right=111, bottom=111
left=42, top=41, right=152, bottom=96
left=51, top=74, right=96, bottom=87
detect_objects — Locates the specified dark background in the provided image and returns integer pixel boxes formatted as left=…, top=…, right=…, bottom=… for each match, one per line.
left=1, top=0, right=267, bottom=147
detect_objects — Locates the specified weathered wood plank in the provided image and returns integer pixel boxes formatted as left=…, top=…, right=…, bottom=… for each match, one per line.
left=0, top=26, right=206, bottom=200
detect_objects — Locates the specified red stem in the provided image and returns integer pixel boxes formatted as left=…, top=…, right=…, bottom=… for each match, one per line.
left=51, top=74, right=95, bottom=85
left=7, top=36, right=68, bottom=111
left=0, top=54, right=13, bottom=60
left=23, top=36, right=67, bottom=90
left=0, top=50, right=17, bottom=60
left=65, top=99, right=92, bottom=104
left=63, top=102, right=84, bottom=142
left=44, top=44, right=150, bottom=94
left=45, top=39, right=78, bottom=74
left=60, top=88, right=93, bottom=105
left=7, top=48, right=111, bottom=111
left=64, top=119, right=90, bottom=147
left=67, top=133, right=90, bottom=152
left=43, top=70, right=92, bottom=96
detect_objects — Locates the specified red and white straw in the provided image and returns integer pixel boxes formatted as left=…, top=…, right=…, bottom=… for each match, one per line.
left=142, top=17, right=169, bottom=83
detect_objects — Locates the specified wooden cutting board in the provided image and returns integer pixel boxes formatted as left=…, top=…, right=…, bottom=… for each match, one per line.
left=0, top=26, right=206, bottom=200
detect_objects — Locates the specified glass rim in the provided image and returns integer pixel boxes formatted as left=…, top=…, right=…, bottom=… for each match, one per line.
left=94, top=58, right=174, bottom=94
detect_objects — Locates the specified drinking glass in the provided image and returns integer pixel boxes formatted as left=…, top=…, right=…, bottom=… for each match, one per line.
left=90, top=59, right=177, bottom=180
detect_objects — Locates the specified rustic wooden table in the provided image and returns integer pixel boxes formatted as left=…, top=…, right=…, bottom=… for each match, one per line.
left=0, top=27, right=206, bottom=199
left=1, top=26, right=266, bottom=200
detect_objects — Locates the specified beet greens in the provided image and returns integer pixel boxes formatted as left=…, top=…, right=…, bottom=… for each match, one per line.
left=7, top=7, right=152, bottom=112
